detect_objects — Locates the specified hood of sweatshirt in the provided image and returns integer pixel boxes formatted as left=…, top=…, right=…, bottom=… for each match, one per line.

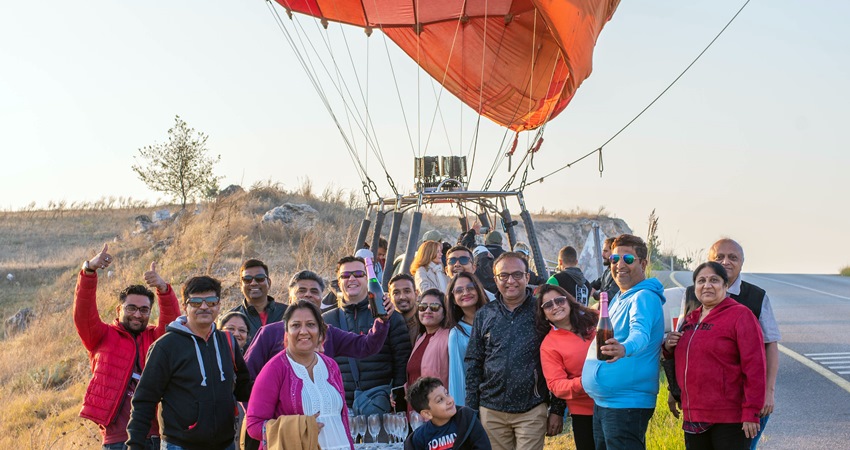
left=167, top=316, right=225, bottom=387
left=616, top=277, right=666, bottom=306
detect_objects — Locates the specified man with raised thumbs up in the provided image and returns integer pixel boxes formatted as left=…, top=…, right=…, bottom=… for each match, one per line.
left=73, top=244, right=181, bottom=450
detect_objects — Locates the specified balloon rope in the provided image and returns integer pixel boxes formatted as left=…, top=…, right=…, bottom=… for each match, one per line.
left=523, top=0, right=753, bottom=187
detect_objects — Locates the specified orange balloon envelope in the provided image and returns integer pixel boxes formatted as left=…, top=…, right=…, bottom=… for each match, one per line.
left=275, top=0, right=619, bottom=132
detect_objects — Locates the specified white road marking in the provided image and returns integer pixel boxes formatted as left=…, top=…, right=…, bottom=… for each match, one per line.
left=670, top=272, right=686, bottom=288
left=747, top=274, right=850, bottom=300
left=826, top=365, right=850, bottom=370
left=805, top=352, right=850, bottom=357
left=810, top=356, right=850, bottom=361
left=779, top=344, right=850, bottom=394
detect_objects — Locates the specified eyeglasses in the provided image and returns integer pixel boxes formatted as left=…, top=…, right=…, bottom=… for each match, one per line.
left=609, top=254, right=636, bottom=265
left=241, top=274, right=269, bottom=283
left=123, top=305, right=151, bottom=316
left=541, top=296, right=568, bottom=311
left=186, top=296, right=221, bottom=307
left=495, top=271, right=527, bottom=282
left=417, top=302, right=443, bottom=312
left=223, top=325, right=248, bottom=335
left=448, top=256, right=471, bottom=265
left=452, top=285, right=477, bottom=296
left=339, top=270, right=367, bottom=280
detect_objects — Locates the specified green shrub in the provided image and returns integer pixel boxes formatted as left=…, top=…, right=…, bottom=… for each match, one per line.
left=840, top=266, right=850, bottom=277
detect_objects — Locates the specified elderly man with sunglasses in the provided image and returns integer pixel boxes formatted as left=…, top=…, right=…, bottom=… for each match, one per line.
left=127, top=276, right=252, bottom=450
left=465, top=252, right=567, bottom=450
left=322, top=256, right=413, bottom=415
left=74, top=244, right=180, bottom=450
left=228, top=259, right=285, bottom=345
left=581, top=234, right=666, bottom=450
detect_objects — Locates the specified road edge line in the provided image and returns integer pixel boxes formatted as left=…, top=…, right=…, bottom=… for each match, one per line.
left=778, top=344, right=850, bottom=394
left=670, top=271, right=686, bottom=288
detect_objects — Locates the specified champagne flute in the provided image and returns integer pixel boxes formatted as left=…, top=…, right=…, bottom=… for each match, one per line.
left=409, top=410, right=423, bottom=431
left=383, top=413, right=393, bottom=443
left=398, top=411, right=409, bottom=440
left=355, top=415, right=367, bottom=444
left=348, top=414, right=359, bottom=444
left=368, top=414, right=381, bottom=444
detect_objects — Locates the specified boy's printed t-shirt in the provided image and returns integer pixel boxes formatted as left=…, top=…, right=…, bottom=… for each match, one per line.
left=412, top=419, right=458, bottom=450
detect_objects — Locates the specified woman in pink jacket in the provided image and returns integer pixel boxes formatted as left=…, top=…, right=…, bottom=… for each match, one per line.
left=664, top=261, right=765, bottom=450
left=537, top=284, right=598, bottom=450
left=246, top=300, right=353, bottom=450
left=406, top=288, right=453, bottom=390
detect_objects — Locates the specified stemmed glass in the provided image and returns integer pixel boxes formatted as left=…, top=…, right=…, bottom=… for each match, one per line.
left=355, top=415, right=367, bottom=444
left=348, top=414, right=359, bottom=443
left=382, top=413, right=393, bottom=443
left=368, top=414, right=382, bottom=444
left=409, top=411, right=423, bottom=432
left=397, top=411, right=409, bottom=440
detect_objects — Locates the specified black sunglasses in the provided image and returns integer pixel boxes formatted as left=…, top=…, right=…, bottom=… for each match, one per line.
left=541, top=296, right=568, bottom=311
left=339, top=270, right=367, bottom=280
left=186, top=296, right=220, bottom=307
left=417, top=302, right=443, bottom=312
left=241, top=274, right=269, bottom=283
left=448, top=256, right=471, bottom=265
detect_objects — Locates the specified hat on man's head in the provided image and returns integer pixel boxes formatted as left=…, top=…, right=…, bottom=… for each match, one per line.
left=472, top=246, right=492, bottom=258
left=354, top=248, right=374, bottom=260
left=485, top=231, right=503, bottom=245
left=422, top=230, right=443, bottom=242
left=514, top=242, right=531, bottom=256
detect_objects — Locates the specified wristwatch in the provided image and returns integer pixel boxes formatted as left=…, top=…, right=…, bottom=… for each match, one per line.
left=83, top=260, right=96, bottom=273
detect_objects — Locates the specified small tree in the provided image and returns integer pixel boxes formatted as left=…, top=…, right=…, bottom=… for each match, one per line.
left=132, top=115, right=221, bottom=209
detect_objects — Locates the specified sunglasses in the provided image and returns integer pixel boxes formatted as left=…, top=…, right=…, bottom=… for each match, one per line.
left=186, top=296, right=221, bottom=307
left=609, top=254, right=637, bottom=265
left=541, top=296, right=568, bottom=311
left=448, top=256, right=471, bottom=265
left=241, top=274, right=269, bottom=283
left=452, top=285, right=477, bottom=296
left=123, top=305, right=151, bottom=316
left=339, top=270, right=367, bottom=280
left=417, top=302, right=443, bottom=312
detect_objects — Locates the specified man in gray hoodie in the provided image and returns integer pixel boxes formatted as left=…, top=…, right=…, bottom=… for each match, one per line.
left=546, top=246, right=592, bottom=306
left=126, top=276, right=251, bottom=450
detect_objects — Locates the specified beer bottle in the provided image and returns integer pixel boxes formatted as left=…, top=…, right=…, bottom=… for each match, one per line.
left=596, top=291, right=615, bottom=361
left=364, top=256, right=388, bottom=319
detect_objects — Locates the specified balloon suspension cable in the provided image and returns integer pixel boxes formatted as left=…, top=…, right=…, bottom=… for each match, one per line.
left=523, top=0, right=752, bottom=187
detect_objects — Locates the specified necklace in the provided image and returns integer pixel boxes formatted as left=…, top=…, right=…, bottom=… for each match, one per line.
left=286, top=349, right=318, bottom=368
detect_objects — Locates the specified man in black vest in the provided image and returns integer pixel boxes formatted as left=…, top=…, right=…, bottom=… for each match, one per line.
left=677, top=239, right=780, bottom=450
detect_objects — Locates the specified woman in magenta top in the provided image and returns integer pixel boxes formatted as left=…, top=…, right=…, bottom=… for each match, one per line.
left=246, top=300, right=353, bottom=450
left=406, top=288, right=453, bottom=390
left=537, top=284, right=599, bottom=450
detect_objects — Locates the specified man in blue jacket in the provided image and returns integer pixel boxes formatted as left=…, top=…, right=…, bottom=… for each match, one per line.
left=582, top=234, right=666, bottom=450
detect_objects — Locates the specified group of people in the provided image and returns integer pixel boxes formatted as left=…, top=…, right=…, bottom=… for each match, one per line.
left=73, top=228, right=779, bottom=450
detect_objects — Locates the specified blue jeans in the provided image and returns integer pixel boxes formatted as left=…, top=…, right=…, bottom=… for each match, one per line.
left=103, top=436, right=160, bottom=450
left=161, top=441, right=235, bottom=450
left=593, top=405, right=655, bottom=450
left=749, top=415, right=770, bottom=449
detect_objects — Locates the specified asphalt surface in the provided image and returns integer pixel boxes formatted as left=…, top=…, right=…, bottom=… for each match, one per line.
left=656, top=271, right=850, bottom=449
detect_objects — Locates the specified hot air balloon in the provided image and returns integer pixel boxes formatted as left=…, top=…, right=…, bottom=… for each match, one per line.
left=265, top=0, right=619, bottom=282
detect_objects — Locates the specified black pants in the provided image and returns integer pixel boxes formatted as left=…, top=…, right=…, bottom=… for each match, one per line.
left=685, top=423, right=751, bottom=450
left=571, top=414, right=595, bottom=450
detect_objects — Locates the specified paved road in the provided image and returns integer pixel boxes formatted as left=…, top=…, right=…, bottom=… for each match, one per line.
left=656, top=271, right=850, bottom=449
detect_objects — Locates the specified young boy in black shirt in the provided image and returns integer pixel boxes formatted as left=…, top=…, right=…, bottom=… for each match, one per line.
left=405, top=377, right=491, bottom=450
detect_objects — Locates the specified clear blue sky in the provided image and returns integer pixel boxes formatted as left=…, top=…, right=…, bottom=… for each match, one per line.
left=1, top=1, right=847, bottom=274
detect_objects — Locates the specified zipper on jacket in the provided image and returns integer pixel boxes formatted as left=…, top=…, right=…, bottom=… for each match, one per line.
left=682, top=315, right=704, bottom=424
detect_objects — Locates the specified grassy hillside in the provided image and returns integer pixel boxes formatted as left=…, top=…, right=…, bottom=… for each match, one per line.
left=0, top=184, right=682, bottom=449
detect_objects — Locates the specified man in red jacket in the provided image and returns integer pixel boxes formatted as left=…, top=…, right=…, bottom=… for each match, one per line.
left=73, top=244, right=181, bottom=450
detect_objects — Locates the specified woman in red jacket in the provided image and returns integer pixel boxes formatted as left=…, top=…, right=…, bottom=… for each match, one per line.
left=537, top=284, right=598, bottom=450
left=664, top=261, right=765, bottom=450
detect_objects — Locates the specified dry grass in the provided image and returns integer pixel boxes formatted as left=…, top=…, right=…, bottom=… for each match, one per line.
left=0, top=181, right=624, bottom=448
